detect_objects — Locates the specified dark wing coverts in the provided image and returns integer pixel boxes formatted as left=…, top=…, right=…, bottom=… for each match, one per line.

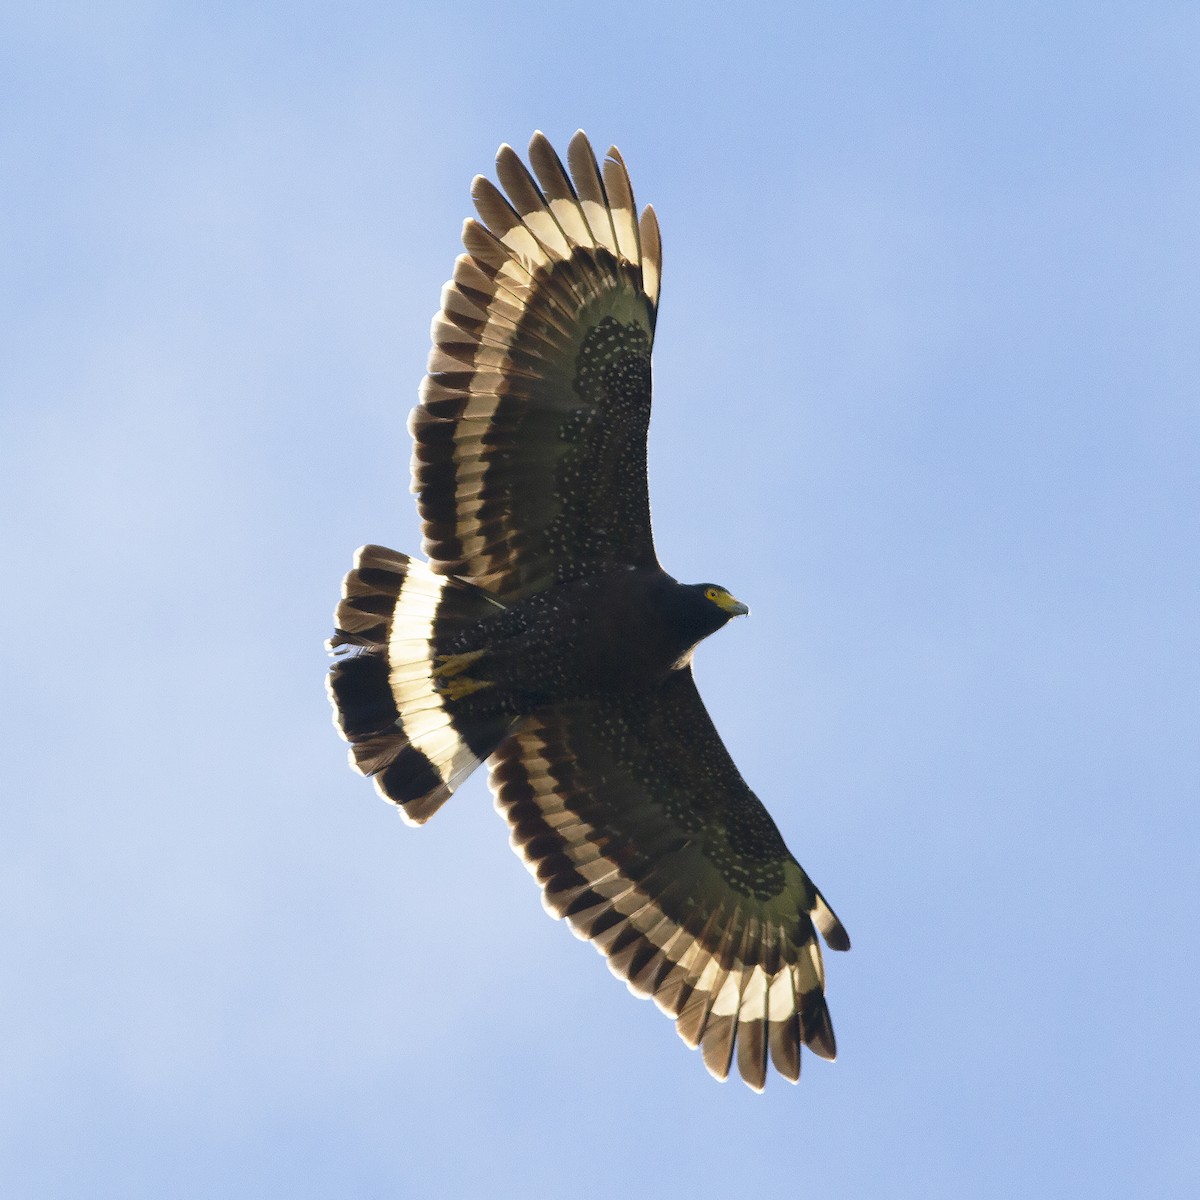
left=412, top=132, right=662, bottom=600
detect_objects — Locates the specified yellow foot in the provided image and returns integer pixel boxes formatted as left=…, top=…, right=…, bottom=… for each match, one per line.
left=432, top=649, right=487, bottom=679
left=432, top=649, right=494, bottom=700
left=433, top=675, right=495, bottom=701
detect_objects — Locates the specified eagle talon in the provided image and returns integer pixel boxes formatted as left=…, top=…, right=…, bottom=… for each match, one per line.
left=432, top=649, right=487, bottom=679
left=433, top=674, right=495, bottom=701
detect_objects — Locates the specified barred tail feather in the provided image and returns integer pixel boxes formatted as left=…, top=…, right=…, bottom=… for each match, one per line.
left=327, top=545, right=516, bottom=824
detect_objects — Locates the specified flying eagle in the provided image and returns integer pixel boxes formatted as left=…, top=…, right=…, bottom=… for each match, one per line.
left=327, top=131, right=849, bottom=1090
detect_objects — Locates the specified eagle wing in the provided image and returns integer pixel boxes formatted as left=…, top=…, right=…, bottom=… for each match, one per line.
left=411, top=131, right=662, bottom=601
left=489, top=667, right=850, bottom=1090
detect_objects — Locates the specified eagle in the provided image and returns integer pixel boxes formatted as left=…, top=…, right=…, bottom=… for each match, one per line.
left=327, top=131, right=849, bottom=1090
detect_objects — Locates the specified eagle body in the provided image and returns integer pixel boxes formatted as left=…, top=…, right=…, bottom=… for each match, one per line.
left=328, top=132, right=849, bottom=1090
left=436, top=568, right=740, bottom=711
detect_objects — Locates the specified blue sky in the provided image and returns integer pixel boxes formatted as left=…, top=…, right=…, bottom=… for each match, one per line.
left=3, top=3, right=1198, bottom=1196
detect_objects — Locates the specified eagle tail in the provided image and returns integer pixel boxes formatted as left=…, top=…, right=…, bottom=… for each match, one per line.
left=327, top=545, right=516, bottom=824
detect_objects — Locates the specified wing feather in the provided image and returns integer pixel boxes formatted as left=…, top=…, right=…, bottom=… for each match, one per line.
left=489, top=669, right=848, bottom=1090
left=413, top=132, right=660, bottom=600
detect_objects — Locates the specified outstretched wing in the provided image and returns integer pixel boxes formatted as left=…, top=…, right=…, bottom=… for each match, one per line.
left=410, top=131, right=662, bottom=602
left=488, top=668, right=849, bottom=1091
